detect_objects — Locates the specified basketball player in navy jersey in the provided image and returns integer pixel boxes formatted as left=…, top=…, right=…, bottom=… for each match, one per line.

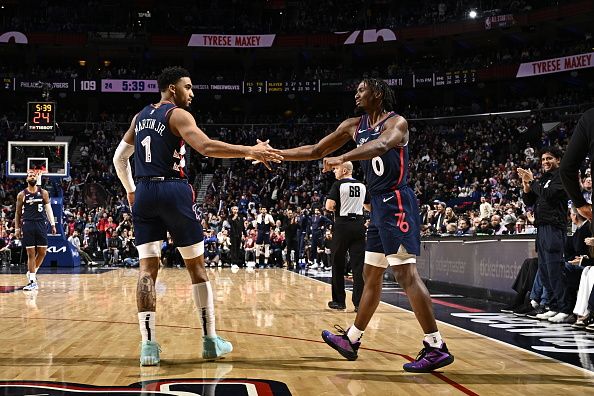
left=113, top=66, right=282, bottom=366
left=14, top=170, right=57, bottom=291
left=278, top=79, right=454, bottom=372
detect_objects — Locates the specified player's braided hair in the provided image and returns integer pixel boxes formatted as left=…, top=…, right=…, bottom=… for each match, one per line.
left=362, top=78, right=396, bottom=112
left=157, top=66, right=191, bottom=92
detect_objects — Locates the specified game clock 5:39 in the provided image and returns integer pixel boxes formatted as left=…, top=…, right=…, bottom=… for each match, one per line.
left=27, top=102, right=56, bottom=133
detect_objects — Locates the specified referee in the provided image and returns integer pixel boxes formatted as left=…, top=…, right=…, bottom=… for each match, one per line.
left=325, top=161, right=369, bottom=311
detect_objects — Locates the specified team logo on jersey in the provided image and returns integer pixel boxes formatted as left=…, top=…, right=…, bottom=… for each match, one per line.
left=0, top=379, right=292, bottom=395
left=358, top=137, right=369, bottom=145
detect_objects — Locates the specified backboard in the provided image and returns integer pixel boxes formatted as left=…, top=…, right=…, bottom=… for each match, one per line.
left=7, top=141, right=69, bottom=177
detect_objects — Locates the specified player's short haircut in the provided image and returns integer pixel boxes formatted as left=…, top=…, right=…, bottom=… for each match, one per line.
left=539, top=146, right=563, bottom=160
left=158, top=66, right=191, bottom=92
left=362, top=78, right=396, bottom=112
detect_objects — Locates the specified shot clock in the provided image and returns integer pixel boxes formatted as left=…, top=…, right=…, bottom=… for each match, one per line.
left=27, top=102, right=56, bottom=133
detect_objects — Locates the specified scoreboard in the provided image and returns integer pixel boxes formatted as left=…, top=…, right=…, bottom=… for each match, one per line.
left=243, top=80, right=320, bottom=94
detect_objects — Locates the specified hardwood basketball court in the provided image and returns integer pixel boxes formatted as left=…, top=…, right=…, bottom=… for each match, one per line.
left=1, top=267, right=593, bottom=395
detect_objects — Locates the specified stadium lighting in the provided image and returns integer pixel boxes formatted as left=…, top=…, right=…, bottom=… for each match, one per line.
left=469, top=10, right=477, bottom=19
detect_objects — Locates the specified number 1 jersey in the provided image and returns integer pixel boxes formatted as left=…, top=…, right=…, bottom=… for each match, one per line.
left=134, top=102, right=188, bottom=179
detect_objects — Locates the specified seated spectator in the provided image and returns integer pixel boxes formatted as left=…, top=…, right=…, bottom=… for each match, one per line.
left=500, top=214, right=518, bottom=235
left=68, top=230, right=96, bottom=266
left=455, top=217, right=473, bottom=236
left=501, top=255, right=539, bottom=314
left=161, top=233, right=181, bottom=267
left=217, top=229, right=232, bottom=266
left=548, top=208, right=591, bottom=323
left=441, top=223, right=457, bottom=236
left=475, top=218, right=495, bottom=235
left=0, top=236, right=11, bottom=266
left=103, top=230, right=122, bottom=265
left=204, top=229, right=220, bottom=267
left=491, top=214, right=506, bottom=235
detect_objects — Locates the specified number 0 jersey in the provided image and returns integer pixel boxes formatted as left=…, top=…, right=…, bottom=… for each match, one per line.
left=355, top=112, right=408, bottom=195
left=134, top=102, right=188, bottom=179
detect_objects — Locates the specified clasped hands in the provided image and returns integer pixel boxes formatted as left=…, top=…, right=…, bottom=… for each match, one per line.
left=245, top=139, right=284, bottom=170
left=245, top=139, right=346, bottom=172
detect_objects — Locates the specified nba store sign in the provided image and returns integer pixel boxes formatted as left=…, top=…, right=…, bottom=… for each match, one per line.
left=516, top=52, right=594, bottom=77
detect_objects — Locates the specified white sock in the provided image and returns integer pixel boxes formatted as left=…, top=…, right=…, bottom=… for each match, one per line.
left=531, top=300, right=539, bottom=308
left=27, top=271, right=37, bottom=283
left=138, top=311, right=156, bottom=342
left=424, top=331, right=443, bottom=348
left=347, top=325, right=364, bottom=344
left=192, top=282, right=217, bottom=337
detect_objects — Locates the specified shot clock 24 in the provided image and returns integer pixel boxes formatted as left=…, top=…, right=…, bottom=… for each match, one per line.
left=27, top=101, right=56, bottom=133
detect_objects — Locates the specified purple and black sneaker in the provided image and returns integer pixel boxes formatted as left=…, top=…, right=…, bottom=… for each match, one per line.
left=403, top=341, right=454, bottom=372
left=321, top=325, right=360, bottom=361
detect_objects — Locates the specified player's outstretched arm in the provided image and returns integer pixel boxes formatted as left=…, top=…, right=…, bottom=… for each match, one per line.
left=280, top=117, right=359, bottom=161
left=322, top=116, right=408, bottom=172
left=170, top=109, right=283, bottom=170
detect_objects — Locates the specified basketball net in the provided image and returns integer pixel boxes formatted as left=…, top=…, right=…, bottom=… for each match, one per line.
left=30, top=168, right=47, bottom=186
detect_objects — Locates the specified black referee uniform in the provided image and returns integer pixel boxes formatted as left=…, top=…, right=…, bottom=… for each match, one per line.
left=327, top=177, right=370, bottom=310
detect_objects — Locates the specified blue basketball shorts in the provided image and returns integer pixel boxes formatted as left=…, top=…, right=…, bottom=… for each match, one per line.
left=365, top=186, right=421, bottom=267
left=22, top=220, right=48, bottom=248
left=133, top=180, right=203, bottom=247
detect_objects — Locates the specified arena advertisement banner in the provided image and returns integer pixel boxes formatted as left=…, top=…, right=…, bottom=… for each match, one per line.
left=188, top=34, right=276, bottom=48
left=422, top=238, right=533, bottom=293
left=516, top=52, right=594, bottom=78
left=484, top=14, right=515, bottom=30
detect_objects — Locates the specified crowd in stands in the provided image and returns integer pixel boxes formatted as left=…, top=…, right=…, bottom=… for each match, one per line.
left=0, top=0, right=575, bottom=34
left=0, top=91, right=590, bottom=275
left=1, top=35, right=591, bottom=84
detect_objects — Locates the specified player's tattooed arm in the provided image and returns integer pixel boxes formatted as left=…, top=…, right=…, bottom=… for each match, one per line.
left=137, top=274, right=156, bottom=311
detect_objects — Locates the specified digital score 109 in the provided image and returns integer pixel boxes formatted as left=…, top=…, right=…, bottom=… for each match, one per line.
left=27, top=102, right=56, bottom=133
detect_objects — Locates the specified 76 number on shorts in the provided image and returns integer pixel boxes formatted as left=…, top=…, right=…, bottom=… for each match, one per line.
left=395, top=212, right=409, bottom=233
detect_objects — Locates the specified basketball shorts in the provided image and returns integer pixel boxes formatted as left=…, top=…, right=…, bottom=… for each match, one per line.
left=133, top=180, right=203, bottom=247
left=366, top=186, right=421, bottom=266
left=22, top=220, right=48, bottom=248
left=256, top=231, right=271, bottom=245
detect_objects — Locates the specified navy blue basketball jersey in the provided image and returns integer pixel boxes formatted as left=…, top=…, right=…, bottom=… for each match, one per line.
left=22, top=187, right=46, bottom=222
left=134, top=102, right=188, bottom=178
left=256, top=214, right=273, bottom=233
left=355, top=112, right=408, bottom=195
